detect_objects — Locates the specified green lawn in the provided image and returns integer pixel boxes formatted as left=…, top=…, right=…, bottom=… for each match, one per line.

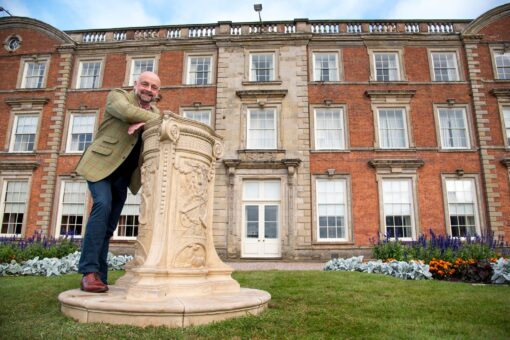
left=1, top=270, right=509, bottom=339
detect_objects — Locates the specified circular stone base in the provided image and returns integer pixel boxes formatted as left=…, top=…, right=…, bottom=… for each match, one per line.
left=58, top=286, right=270, bottom=328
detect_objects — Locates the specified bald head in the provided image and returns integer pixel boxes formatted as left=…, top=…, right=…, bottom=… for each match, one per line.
left=134, top=71, right=161, bottom=106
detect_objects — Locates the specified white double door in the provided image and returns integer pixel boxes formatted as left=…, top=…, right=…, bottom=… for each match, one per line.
left=241, top=180, right=281, bottom=258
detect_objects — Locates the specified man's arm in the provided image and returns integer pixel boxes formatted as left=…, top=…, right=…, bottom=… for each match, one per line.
left=106, top=89, right=159, bottom=124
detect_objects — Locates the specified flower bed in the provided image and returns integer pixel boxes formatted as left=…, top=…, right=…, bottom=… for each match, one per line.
left=324, top=256, right=510, bottom=284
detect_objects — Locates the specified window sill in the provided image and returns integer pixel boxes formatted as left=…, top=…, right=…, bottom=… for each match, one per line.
left=1, top=151, right=37, bottom=155
left=374, top=148, right=415, bottom=151
left=15, top=87, right=47, bottom=91
left=69, top=88, right=105, bottom=92
left=312, top=241, right=355, bottom=246
left=242, top=80, right=283, bottom=86
left=238, top=149, right=285, bottom=153
left=369, top=80, right=408, bottom=85
left=310, top=149, right=349, bottom=153
left=438, top=148, right=477, bottom=152
left=431, top=80, right=465, bottom=83
left=182, top=83, right=216, bottom=87
left=309, top=81, right=343, bottom=85
left=111, top=238, right=137, bottom=242
left=61, top=152, right=85, bottom=156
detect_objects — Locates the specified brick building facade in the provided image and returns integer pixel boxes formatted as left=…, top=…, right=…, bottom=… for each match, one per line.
left=0, top=4, right=509, bottom=260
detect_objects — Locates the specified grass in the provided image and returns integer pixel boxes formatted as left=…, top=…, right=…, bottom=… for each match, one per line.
left=1, top=270, right=509, bottom=339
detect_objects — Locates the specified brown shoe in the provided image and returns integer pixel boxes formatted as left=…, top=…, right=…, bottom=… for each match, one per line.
left=80, top=273, right=108, bottom=293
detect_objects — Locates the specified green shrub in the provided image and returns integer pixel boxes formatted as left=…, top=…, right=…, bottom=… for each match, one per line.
left=0, top=232, right=80, bottom=263
left=371, top=229, right=507, bottom=263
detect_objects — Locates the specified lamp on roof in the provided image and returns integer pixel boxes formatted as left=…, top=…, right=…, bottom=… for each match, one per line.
left=0, top=7, right=13, bottom=16
left=254, top=4, right=262, bottom=22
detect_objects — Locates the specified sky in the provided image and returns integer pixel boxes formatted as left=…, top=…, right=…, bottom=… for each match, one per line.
left=0, top=0, right=509, bottom=31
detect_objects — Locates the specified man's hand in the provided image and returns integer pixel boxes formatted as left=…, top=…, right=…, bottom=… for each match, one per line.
left=128, top=122, right=145, bottom=135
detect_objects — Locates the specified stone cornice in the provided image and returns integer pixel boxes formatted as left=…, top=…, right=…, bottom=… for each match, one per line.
left=235, top=90, right=288, bottom=100
left=462, top=3, right=510, bottom=36
left=282, top=158, right=301, bottom=168
left=369, top=158, right=424, bottom=169
left=0, top=160, right=40, bottom=171
left=5, top=97, right=50, bottom=106
left=365, top=90, right=416, bottom=98
left=0, top=16, right=75, bottom=44
left=365, top=90, right=416, bottom=105
left=490, top=88, right=510, bottom=98
left=223, top=156, right=301, bottom=170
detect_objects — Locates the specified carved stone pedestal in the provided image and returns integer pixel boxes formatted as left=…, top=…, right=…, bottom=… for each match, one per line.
left=59, top=113, right=270, bottom=327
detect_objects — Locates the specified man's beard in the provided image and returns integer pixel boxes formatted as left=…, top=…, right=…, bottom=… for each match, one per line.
left=138, top=91, right=153, bottom=103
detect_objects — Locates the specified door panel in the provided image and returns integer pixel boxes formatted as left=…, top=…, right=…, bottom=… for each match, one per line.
left=242, top=204, right=281, bottom=258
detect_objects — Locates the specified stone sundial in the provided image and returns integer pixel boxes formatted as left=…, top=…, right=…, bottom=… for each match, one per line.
left=59, top=113, right=270, bottom=327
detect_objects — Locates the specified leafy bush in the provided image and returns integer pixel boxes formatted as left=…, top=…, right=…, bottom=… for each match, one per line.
left=0, top=231, right=80, bottom=263
left=491, top=258, right=510, bottom=284
left=371, top=229, right=507, bottom=263
left=324, top=256, right=432, bottom=280
left=0, top=251, right=133, bottom=276
left=455, top=258, right=493, bottom=283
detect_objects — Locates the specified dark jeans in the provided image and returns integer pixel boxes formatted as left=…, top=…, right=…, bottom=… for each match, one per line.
left=78, top=172, right=130, bottom=284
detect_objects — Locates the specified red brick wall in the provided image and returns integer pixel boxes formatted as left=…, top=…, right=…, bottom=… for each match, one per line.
left=309, top=44, right=487, bottom=245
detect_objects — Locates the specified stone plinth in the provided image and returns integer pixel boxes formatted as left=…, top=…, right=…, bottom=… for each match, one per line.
left=59, top=113, right=270, bottom=327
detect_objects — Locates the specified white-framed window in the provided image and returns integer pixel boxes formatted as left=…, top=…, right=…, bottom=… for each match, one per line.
left=503, top=107, right=510, bottom=147
left=183, top=110, right=212, bottom=125
left=445, top=178, right=481, bottom=237
left=431, top=52, right=459, bottom=81
left=77, top=60, right=102, bottom=89
left=56, top=181, right=87, bottom=237
left=66, top=113, right=96, bottom=153
left=9, top=114, right=39, bottom=152
left=247, top=108, right=277, bottom=149
left=314, top=108, right=345, bottom=150
left=129, top=58, right=155, bottom=85
left=494, top=51, right=510, bottom=80
left=250, top=53, right=274, bottom=82
left=20, top=60, right=48, bottom=89
left=382, top=179, right=415, bottom=240
left=113, top=191, right=140, bottom=240
left=243, top=180, right=280, bottom=240
left=437, top=108, right=470, bottom=149
left=0, top=180, right=28, bottom=236
left=186, top=56, right=212, bottom=85
left=316, top=178, right=348, bottom=241
left=373, top=52, right=400, bottom=81
left=313, top=52, right=338, bottom=81
left=377, top=108, right=408, bottom=149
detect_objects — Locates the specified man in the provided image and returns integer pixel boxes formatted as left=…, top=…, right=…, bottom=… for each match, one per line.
left=76, top=71, right=161, bottom=292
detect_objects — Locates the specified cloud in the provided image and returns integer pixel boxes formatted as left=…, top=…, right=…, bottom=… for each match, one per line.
left=387, top=0, right=507, bottom=19
left=58, top=0, right=162, bottom=29
left=164, top=0, right=389, bottom=24
left=5, top=0, right=509, bottom=30
left=1, top=0, right=31, bottom=17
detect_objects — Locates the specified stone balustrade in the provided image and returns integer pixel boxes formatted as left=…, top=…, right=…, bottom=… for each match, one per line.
left=66, top=19, right=469, bottom=43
